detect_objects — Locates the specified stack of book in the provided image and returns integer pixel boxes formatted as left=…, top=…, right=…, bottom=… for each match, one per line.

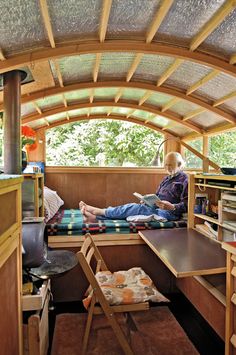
left=195, top=222, right=218, bottom=239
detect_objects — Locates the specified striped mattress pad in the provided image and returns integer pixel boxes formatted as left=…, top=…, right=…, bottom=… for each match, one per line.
left=46, top=209, right=187, bottom=236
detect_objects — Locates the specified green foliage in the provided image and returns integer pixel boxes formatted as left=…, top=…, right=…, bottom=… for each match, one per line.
left=209, top=131, right=236, bottom=167
left=46, top=120, right=163, bottom=167
left=184, top=139, right=202, bottom=168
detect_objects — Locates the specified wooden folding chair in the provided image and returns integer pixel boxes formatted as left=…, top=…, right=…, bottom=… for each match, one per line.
left=77, top=233, right=149, bottom=355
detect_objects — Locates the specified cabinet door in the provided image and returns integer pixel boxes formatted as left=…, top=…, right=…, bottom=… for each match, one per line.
left=0, top=233, right=22, bottom=355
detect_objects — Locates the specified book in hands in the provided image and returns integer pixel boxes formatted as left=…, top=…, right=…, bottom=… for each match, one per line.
left=133, top=192, right=161, bottom=208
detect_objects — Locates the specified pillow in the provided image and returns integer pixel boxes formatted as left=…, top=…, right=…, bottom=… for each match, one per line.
left=44, top=186, right=64, bottom=222
left=83, top=267, right=169, bottom=309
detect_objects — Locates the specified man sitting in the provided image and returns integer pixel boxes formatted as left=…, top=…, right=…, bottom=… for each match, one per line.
left=80, top=152, right=188, bottom=222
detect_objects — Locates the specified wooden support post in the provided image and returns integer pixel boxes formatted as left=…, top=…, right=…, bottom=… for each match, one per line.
left=3, top=70, right=23, bottom=174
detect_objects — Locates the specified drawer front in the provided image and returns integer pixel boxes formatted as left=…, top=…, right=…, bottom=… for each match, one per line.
left=0, top=190, right=18, bottom=245
left=24, top=293, right=49, bottom=355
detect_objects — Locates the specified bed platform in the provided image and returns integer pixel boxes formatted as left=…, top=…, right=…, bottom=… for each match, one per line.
left=46, top=209, right=187, bottom=248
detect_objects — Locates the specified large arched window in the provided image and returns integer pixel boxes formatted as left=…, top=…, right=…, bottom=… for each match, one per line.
left=46, top=120, right=164, bottom=167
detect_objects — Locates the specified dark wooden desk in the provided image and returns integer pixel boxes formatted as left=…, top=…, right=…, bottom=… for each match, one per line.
left=139, top=229, right=226, bottom=277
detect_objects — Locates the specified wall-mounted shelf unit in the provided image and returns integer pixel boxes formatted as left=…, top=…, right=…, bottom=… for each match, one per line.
left=22, top=174, right=44, bottom=218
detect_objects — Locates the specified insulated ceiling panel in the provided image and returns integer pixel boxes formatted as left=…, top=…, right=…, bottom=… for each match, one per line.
left=171, top=101, right=200, bottom=116
left=28, top=119, right=46, bottom=130
left=132, top=110, right=153, bottom=121
left=168, top=125, right=192, bottom=137
left=21, top=103, right=36, bottom=117
left=112, top=107, right=131, bottom=116
left=195, top=73, right=236, bottom=101
left=149, top=115, right=170, bottom=127
left=155, top=0, right=225, bottom=48
left=68, top=108, right=89, bottom=117
left=47, top=112, right=66, bottom=123
left=64, top=89, right=90, bottom=102
left=50, top=55, right=96, bottom=84
left=165, top=61, right=212, bottom=91
left=145, top=92, right=173, bottom=107
left=47, top=0, right=101, bottom=42
left=99, top=53, right=136, bottom=80
left=132, top=55, right=175, bottom=84
left=200, top=8, right=236, bottom=58
left=190, top=111, right=226, bottom=129
left=0, top=0, right=45, bottom=55
left=107, top=0, right=161, bottom=38
left=94, top=88, right=118, bottom=100
left=36, top=95, right=63, bottom=110
left=90, top=107, right=108, bottom=114
left=121, top=88, right=147, bottom=101
left=219, top=97, right=236, bottom=114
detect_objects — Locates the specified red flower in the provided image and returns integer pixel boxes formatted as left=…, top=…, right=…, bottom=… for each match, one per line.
left=21, top=126, right=36, bottom=137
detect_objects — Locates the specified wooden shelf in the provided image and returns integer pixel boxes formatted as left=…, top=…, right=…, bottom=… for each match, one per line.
left=195, top=183, right=236, bottom=191
left=194, top=213, right=221, bottom=226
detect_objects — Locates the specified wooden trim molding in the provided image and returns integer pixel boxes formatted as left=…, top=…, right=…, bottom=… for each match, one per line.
left=12, top=81, right=235, bottom=124
left=0, top=41, right=236, bottom=77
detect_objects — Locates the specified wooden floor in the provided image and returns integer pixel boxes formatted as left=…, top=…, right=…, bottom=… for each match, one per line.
left=48, top=292, right=224, bottom=355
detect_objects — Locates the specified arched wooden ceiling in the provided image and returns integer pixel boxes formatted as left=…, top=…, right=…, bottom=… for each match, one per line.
left=1, top=0, right=236, bottom=139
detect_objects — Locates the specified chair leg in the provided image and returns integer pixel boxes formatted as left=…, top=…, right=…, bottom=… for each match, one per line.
left=104, top=311, right=134, bottom=355
left=82, top=296, right=96, bottom=355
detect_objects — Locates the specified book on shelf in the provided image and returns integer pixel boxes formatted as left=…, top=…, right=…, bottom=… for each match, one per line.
left=22, top=216, right=45, bottom=223
left=221, top=192, right=236, bottom=202
left=195, top=224, right=217, bottom=239
left=133, top=192, right=161, bottom=208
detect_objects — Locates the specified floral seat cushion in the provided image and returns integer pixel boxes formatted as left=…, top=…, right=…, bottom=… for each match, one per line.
left=83, top=267, right=169, bottom=308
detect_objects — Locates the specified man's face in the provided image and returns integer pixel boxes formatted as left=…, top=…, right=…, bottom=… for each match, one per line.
left=164, top=155, right=180, bottom=175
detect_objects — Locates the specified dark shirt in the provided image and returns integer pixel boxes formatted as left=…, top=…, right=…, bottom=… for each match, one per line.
left=156, top=171, right=188, bottom=216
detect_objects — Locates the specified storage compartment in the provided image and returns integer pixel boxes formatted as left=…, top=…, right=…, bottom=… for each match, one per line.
left=23, top=280, right=50, bottom=355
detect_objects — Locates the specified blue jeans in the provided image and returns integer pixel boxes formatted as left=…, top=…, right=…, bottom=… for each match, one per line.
left=100, top=203, right=179, bottom=221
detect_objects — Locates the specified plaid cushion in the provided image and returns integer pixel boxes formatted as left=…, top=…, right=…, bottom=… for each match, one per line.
left=46, top=209, right=187, bottom=236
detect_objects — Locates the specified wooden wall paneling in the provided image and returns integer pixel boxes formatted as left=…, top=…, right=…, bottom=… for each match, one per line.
left=45, top=169, right=166, bottom=208
left=176, top=276, right=225, bottom=340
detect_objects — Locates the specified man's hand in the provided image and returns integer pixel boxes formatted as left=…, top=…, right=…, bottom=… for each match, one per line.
left=155, top=200, right=175, bottom=211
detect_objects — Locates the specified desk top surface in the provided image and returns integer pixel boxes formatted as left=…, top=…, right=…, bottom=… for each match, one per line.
left=139, top=229, right=226, bottom=277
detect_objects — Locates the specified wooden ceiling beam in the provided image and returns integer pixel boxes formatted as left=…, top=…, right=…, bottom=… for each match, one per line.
left=62, top=94, right=67, bottom=107
left=33, top=102, right=42, bottom=115
left=157, top=58, right=184, bottom=86
left=52, top=59, right=64, bottom=87
left=115, top=88, right=125, bottom=103
left=127, top=109, right=137, bottom=118
left=161, top=97, right=181, bottom=112
left=183, top=108, right=206, bottom=121
left=44, top=118, right=50, bottom=126
left=186, top=69, right=220, bottom=95
left=93, top=53, right=102, bottom=82
left=230, top=54, right=236, bottom=64
left=14, top=81, right=235, bottom=124
left=139, top=91, right=153, bottom=105
left=0, top=49, right=5, bottom=61
left=37, top=113, right=177, bottom=138
left=182, top=123, right=236, bottom=140
left=21, top=100, right=204, bottom=134
left=66, top=112, right=70, bottom=120
left=39, top=0, right=55, bottom=48
left=89, top=89, right=94, bottom=103
left=1, top=42, right=236, bottom=77
left=146, top=0, right=174, bottom=43
left=190, top=0, right=236, bottom=51
left=126, top=53, right=143, bottom=82
left=213, top=91, right=236, bottom=107
left=99, top=0, right=112, bottom=42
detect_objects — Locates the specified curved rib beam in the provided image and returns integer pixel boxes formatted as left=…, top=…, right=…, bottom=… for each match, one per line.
left=15, top=81, right=236, bottom=124
left=0, top=41, right=236, bottom=77
left=22, top=100, right=204, bottom=134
